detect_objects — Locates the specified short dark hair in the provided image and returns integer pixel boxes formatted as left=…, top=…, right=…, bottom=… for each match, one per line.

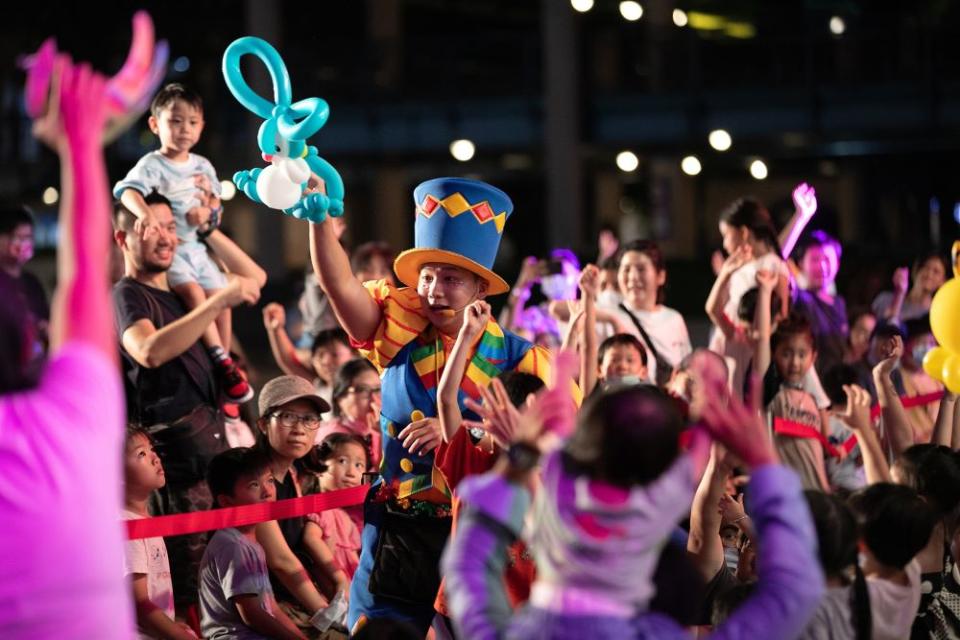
left=124, top=424, right=152, bottom=448
left=771, top=313, right=816, bottom=353
left=0, top=205, right=34, bottom=235
left=903, top=314, right=931, bottom=342
left=892, top=444, right=960, bottom=518
left=797, top=230, right=842, bottom=262
left=849, top=483, right=935, bottom=569
left=737, top=286, right=782, bottom=323
left=821, top=363, right=861, bottom=408
left=598, top=333, right=647, bottom=367
left=150, top=83, right=203, bottom=118
left=113, top=191, right=173, bottom=232
left=496, top=371, right=545, bottom=408
left=206, top=447, right=271, bottom=506
left=869, top=321, right=904, bottom=344
left=311, top=328, right=351, bottom=356
left=351, top=241, right=396, bottom=277
left=564, top=384, right=682, bottom=487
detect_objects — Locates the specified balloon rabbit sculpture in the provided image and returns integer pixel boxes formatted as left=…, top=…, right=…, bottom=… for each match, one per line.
left=923, top=241, right=960, bottom=393
left=222, top=37, right=344, bottom=223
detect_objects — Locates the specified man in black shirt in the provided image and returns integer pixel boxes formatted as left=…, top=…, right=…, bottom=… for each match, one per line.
left=112, top=191, right=265, bottom=613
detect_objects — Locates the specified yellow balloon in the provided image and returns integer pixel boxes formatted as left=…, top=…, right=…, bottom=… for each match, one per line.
left=930, top=278, right=960, bottom=352
left=942, top=353, right=960, bottom=394
left=923, top=346, right=949, bottom=382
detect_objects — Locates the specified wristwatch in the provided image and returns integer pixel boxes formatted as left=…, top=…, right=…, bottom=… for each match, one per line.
left=506, top=441, right=540, bottom=472
left=468, top=425, right=486, bottom=445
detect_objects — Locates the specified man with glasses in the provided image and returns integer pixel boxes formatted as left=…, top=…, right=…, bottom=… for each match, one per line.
left=309, top=178, right=563, bottom=635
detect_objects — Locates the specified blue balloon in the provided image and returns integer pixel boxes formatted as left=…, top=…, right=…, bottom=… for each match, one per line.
left=222, top=36, right=344, bottom=223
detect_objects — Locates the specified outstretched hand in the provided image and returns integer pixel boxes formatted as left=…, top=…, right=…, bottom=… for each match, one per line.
left=792, top=182, right=817, bottom=221
left=32, top=56, right=108, bottom=153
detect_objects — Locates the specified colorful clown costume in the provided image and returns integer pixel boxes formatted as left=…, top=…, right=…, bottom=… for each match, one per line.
left=347, top=278, right=554, bottom=632
left=344, top=177, right=556, bottom=633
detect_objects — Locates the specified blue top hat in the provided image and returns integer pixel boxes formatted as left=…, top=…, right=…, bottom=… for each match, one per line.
left=393, top=177, right=514, bottom=295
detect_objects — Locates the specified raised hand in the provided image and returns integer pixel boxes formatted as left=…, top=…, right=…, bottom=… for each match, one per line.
left=262, top=302, right=286, bottom=331
left=792, top=182, right=817, bottom=221
left=578, top=264, right=601, bottom=300
left=460, top=300, right=491, bottom=342
left=838, top=384, right=872, bottom=431
left=873, top=334, right=903, bottom=378
left=892, top=267, right=910, bottom=295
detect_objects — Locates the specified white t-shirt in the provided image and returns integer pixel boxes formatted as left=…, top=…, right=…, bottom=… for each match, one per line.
left=604, top=303, right=692, bottom=384
left=123, top=510, right=175, bottom=640
left=0, top=343, right=133, bottom=638
left=867, top=559, right=922, bottom=640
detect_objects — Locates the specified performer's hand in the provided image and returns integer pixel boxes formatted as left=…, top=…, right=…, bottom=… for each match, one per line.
left=398, top=417, right=442, bottom=456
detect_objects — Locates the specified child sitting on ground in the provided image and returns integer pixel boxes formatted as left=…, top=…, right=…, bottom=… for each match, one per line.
left=199, top=448, right=307, bottom=640
left=123, top=426, right=198, bottom=640
left=114, top=83, right=252, bottom=404
left=848, top=483, right=935, bottom=640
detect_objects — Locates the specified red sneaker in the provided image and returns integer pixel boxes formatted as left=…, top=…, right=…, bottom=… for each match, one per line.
left=222, top=401, right=241, bottom=420
left=216, top=357, right=253, bottom=403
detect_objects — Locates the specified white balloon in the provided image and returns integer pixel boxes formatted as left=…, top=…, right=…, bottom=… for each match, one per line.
left=282, top=157, right=311, bottom=184
left=257, top=165, right=302, bottom=210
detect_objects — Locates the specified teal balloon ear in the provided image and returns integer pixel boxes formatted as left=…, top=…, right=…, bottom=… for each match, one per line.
left=222, top=36, right=292, bottom=119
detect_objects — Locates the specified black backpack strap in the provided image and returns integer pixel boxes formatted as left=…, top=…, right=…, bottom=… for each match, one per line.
left=617, top=302, right=664, bottom=365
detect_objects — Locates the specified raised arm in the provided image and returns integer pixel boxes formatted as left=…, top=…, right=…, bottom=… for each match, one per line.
left=687, top=445, right=729, bottom=582
left=438, top=301, right=491, bottom=442
left=498, top=257, right=538, bottom=333
left=872, top=335, right=914, bottom=457
left=753, top=270, right=777, bottom=379
left=309, top=220, right=380, bottom=343
left=35, top=59, right=116, bottom=360
left=777, top=182, right=817, bottom=260
left=931, top=391, right=956, bottom=448
left=578, top=265, right=600, bottom=396
left=705, top=247, right=750, bottom=341
left=262, top=303, right=315, bottom=380
left=839, top=384, right=891, bottom=484
left=121, top=278, right=259, bottom=368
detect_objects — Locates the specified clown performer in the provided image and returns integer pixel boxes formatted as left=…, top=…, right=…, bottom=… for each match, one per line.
left=308, top=177, right=566, bottom=634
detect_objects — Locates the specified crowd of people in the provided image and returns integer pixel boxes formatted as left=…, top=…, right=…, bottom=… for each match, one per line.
left=2, top=46, right=960, bottom=640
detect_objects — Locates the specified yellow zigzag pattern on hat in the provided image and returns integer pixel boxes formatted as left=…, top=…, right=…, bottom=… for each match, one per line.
left=418, top=192, right=508, bottom=234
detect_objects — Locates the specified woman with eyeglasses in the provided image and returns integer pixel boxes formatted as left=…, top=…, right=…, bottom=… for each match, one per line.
left=251, top=375, right=353, bottom=634
left=316, top=358, right=383, bottom=469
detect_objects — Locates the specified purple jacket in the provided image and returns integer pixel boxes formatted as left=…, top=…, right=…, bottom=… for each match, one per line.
left=441, top=464, right=824, bottom=640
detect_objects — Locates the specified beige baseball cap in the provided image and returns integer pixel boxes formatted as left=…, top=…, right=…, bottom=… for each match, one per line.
left=257, top=375, right=331, bottom=416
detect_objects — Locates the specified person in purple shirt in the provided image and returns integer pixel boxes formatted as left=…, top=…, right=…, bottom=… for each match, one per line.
left=442, top=355, right=824, bottom=640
